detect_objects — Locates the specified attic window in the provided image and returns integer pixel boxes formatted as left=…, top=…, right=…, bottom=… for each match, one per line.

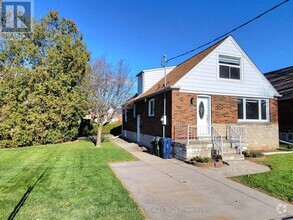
left=219, top=55, right=241, bottom=80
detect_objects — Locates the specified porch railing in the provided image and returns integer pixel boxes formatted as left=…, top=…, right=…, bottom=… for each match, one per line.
left=227, top=125, right=246, bottom=154
left=280, top=132, right=293, bottom=142
left=211, top=126, right=223, bottom=157
left=173, top=125, right=211, bottom=145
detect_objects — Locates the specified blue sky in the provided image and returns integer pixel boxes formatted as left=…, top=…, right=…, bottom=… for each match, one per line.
left=35, top=0, right=293, bottom=77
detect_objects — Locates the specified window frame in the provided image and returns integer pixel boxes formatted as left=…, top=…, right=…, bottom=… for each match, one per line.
left=148, top=99, right=155, bottom=117
left=218, top=54, right=242, bottom=81
left=237, top=98, right=270, bottom=122
left=124, top=108, right=127, bottom=122
left=133, top=104, right=136, bottom=118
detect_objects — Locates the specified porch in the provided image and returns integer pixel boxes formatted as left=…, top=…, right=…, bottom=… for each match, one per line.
left=172, top=125, right=247, bottom=161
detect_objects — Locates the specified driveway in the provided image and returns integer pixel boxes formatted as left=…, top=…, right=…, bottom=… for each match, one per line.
left=110, top=138, right=293, bottom=220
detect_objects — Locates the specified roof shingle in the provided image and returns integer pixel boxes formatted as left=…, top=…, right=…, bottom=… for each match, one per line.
left=136, top=37, right=227, bottom=100
left=265, top=66, right=293, bottom=100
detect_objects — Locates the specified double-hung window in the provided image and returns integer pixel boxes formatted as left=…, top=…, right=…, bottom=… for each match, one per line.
left=238, top=98, right=269, bottom=121
left=148, top=99, right=155, bottom=116
left=219, top=55, right=241, bottom=80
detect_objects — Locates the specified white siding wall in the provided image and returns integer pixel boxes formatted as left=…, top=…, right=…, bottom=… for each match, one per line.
left=137, top=67, right=175, bottom=95
left=137, top=74, right=143, bottom=95
left=174, top=37, right=277, bottom=98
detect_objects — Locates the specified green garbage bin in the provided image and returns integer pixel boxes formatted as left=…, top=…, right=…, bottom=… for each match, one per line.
left=151, top=137, right=161, bottom=157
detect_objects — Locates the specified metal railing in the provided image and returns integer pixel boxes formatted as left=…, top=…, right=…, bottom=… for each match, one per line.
left=211, top=126, right=223, bottom=157
left=280, top=132, right=293, bottom=142
left=173, top=125, right=211, bottom=145
left=227, top=125, right=246, bottom=154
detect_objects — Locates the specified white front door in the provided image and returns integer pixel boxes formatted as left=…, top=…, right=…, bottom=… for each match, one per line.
left=197, top=96, right=211, bottom=137
left=136, top=115, right=140, bottom=143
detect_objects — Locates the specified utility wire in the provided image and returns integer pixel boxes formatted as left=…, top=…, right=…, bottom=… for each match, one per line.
left=167, top=0, right=290, bottom=63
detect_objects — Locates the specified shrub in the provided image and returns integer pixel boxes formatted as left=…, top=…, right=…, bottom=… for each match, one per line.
left=191, top=156, right=210, bottom=163
left=242, top=150, right=264, bottom=158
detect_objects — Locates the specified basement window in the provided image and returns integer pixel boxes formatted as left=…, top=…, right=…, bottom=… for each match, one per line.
left=219, top=55, right=241, bottom=80
left=238, top=98, right=269, bottom=122
left=148, top=99, right=155, bottom=116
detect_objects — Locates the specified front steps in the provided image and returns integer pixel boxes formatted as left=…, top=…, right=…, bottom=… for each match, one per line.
left=222, top=142, right=245, bottom=161
left=173, top=140, right=245, bottom=161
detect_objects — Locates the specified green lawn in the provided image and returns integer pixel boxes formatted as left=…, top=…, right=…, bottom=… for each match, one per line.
left=278, top=143, right=293, bottom=151
left=0, top=140, right=145, bottom=219
left=231, top=154, right=293, bottom=203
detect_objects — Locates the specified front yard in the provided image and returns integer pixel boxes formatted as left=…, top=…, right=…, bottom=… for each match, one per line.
left=231, top=154, right=293, bottom=203
left=0, top=140, right=145, bottom=219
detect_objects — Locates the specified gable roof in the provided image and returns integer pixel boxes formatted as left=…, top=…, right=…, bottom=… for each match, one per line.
left=265, top=66, right=293, bottom=100
left=136, top=37, right=227, bottom=100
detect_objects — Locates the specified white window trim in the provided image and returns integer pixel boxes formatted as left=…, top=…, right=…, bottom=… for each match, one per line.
left=133, top=104, right=136, bottom=118
left=148, top=99, right=155, bottom=116
left=124, top=108, right=127, bottom=122
left=217, top=54, right=243, bottom=82
left=238, top=98, right=270, bottom=122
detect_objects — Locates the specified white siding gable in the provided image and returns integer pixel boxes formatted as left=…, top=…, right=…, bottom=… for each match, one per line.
left=174, top=36, right=279, bottom=98
left=137, top=66, right=175, bottom=95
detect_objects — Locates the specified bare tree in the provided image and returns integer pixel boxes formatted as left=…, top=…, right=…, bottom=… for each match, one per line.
left=85, top=56, right=133, bottom=147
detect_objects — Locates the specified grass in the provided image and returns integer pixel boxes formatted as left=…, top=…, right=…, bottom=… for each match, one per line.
left=102, top=122, right=122, bottom=135
left=278, top=143, right=293, bottom=151
left=231, top=154, right=293, bottom=203
left=0, top=140, right=145, bottom=219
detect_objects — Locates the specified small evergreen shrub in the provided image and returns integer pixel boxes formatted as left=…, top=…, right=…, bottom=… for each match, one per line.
left=242, top=150, right=264, bottom=158
left=191, top=156, right=210, bottom=163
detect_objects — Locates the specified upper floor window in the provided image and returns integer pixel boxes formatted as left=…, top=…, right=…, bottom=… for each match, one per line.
left=219, top=55, right=241, bottom=80
left=238, top=98, right=269, bottom=121
left=148, top=99, right=155, bottom=116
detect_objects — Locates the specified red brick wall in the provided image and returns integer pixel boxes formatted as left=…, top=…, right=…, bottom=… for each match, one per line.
left=123, top=91, right=172, bottom=137
left=212, top=95, right=238, bottom=124
left=171, top=90, right=197, bottom=139
left=270, top=98, right=278, bottom=124
left=123, top=90, right=279, bottom=139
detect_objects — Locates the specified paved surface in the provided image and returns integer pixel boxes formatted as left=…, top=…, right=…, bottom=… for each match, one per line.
left=110, top=137, right=293, bottom=220
left=210, top=160, right=270, bottom=177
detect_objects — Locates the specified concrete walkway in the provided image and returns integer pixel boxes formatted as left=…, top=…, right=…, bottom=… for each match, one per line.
left=110, top=138, right=293, bottom=220
left=210, top=160, right=270, bottom=177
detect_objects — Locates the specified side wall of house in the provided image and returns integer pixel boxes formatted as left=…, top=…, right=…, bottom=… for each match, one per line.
left=278, top=99, right=293, bottom=132
left=122, top=91, right=172, bottom=147
left=171, top=91, right=279, bottom=151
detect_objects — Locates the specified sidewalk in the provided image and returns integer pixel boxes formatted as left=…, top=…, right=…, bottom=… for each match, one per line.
left=110, top=137, right=293, bottom=220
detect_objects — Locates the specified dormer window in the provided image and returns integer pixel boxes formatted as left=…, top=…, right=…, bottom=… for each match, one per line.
left=219, top=55, right=241, bottom=80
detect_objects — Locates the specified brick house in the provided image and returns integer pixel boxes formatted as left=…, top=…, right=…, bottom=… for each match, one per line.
left=265, top=66, right=293, bottom=142
left=122, top=36, right=280, bottom=160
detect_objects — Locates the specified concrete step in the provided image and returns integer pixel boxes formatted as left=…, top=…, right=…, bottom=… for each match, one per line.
left=223, top=153, right=244, bottom=161
left=223, top=147, right=238, bottom=154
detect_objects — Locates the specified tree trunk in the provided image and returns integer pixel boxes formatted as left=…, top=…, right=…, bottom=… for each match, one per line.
left=96, top=122, right=103, bottom=147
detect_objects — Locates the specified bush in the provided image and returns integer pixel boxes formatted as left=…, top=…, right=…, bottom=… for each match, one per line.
left=242, top=151, right=264, bottom=158
left=191, top=156, right=210, bottom=163
left=102, top=122, right=121, bottom=135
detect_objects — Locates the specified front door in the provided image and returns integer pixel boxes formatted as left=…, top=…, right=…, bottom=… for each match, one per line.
left=136, top=115, right=140, bottom=143
left=197, top=96, right=211, bottom=137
